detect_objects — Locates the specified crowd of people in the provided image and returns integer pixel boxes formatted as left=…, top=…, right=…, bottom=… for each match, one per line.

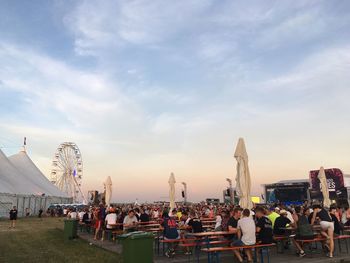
left=11, top=201, right=350, bottom=261
left=61, top=201, right=350, bottom=261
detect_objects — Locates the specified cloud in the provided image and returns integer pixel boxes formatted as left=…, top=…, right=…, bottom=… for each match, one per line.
left=65, top=0, right=212, bottom=55
left=0, top=43, right=138, bottom=128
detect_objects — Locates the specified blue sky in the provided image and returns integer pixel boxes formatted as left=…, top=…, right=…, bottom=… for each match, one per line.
left=1, top=0, right=350, bottom=202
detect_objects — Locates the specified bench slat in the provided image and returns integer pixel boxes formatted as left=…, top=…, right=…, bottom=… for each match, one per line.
left=201, top=243, right=276, bottom=253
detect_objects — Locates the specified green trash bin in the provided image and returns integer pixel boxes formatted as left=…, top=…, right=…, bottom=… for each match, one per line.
left=117, top=231, right=154, bottom=263
left=64, top=219, right=78, bottom=240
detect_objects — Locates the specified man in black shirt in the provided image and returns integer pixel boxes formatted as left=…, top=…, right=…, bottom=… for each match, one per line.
left=139, top=208, right=150, bottom=222
left=329, top=207, right=341, bottom=235
left=9, top=206, right=18, bottom=229
left=188, top=211, right=203, bottom=233
left=228, top=207, right=243, bottom=263
left=228, top=207, right=242, bottom=237
left=255, top=206, right=273, bottom=244
left=274, top=210, right=291, bottom=236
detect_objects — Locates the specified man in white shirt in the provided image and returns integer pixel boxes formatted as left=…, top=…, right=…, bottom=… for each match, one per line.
left=68, top=209, right=77, bottom=219
left=236, top=209, right=256, bottom=262
left=102, top=208, right=117, bottom=241
left=105, top=209, right=117, bottom=229
left=78, top=210, right=85, bottom=222
left=123, top=210, right=138, bottom=232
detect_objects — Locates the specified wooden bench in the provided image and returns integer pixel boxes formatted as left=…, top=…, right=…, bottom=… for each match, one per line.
left=295, top=235, right=350, bottom=255
left=179, top=240, right=231, bottom=248
left=160, top=238, right=197, bottom=255
left=201, top=243, right=276, bottom=263
left=273, top=235, right=294, bottom=253
left=334, top=235, right=350, bottom=253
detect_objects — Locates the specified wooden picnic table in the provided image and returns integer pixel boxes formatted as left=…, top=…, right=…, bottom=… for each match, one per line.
left=187, top=231, right=234, bottom=238
left=200, top=218, right=216, bottom=222
left=137, top=223, right=160, bottom=228
left=186, top=231, right=234, bottom=263
left=137, top=221, right=158, bottom=225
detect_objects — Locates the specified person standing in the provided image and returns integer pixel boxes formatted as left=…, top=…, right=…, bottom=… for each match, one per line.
left=9, top=206, right=18, bottom=229
left=312, top=205, right=334, bottom=258
left=38, top=208, right=43, bottom=218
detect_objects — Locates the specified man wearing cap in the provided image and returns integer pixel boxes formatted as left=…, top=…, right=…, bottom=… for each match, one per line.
left=273, top=210, right=291, bottom=236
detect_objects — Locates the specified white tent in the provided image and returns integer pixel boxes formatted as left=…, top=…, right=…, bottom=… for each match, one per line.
left=8, top=150, right=67, bottom=197
left=0, top=149, right=71, bottom=217
left=0, top=149, right=38, bottom=195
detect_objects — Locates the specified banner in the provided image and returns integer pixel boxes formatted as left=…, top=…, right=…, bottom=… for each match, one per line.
left=309, top=168, right=344, bottom=192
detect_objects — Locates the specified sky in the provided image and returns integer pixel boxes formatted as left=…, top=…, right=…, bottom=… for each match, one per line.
left=0, top=0, right=350, bottom=203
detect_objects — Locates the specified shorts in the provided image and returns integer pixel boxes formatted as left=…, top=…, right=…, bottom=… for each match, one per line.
left=231, top=239, right=244, bottom=246
left=320, top=221, right=334, bottom=231
left=94, top=220, right=102, bottom=229
left=164, top=235, right=180, bottom=240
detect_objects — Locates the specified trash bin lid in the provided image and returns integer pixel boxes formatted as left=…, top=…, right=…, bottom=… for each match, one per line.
left=117, top=231, right=154, bottom=240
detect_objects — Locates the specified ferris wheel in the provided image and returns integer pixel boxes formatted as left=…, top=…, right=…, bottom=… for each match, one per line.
left=50, top=142, right=85, bottom=203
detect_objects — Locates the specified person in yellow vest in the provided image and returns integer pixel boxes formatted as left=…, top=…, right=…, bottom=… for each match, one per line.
left=266, top=207, right=280, bottom=228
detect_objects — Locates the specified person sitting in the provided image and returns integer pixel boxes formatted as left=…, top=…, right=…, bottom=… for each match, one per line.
left=293, top=206, right=315, bottom=257
left=266, top=207, right=280, bottom=228
left=330, top=206, right=341, bottom=236
left=234, top=209, right=256, bottom=263
left=187, top=211, right=203, bottom=233
left=228, top=207, right=242, bottom=240
left=214, top=210, right=223, bottom=231
left=134, top=208, right=141, bottom=221
left=255, top=206, right=273, bottom=244
left=273, top=209, right=291, bottom=236
left=161, top=211, right=179, bottom=258
left=123, top=209, right=138, bottom=232
left=227, top=208, right=243, bottom=261
left=139, top=208, right=150, bottom=222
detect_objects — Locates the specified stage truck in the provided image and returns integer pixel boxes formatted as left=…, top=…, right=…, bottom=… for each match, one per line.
left=264, top=168, right=350, bottom=207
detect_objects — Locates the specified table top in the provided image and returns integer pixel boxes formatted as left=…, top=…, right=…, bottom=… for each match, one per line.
left=186, top=231, right=234, bottom=237
left=138, top=223, right=160, bottom=228
left=137, top=221, right=158, bottom=225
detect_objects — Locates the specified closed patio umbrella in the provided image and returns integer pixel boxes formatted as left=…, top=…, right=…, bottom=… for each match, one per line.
left=169, top=173, right=176, bottom=211
left=104, top=176, right=112, bottom=207
left=234, top=138, right=252, bottom=209
left=318, top=167, right=331, bottom=208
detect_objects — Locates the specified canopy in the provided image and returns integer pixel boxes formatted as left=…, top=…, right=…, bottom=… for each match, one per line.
left=318, top=166, right=331, bottom=208
left=234, top=138, right=252, bottom=209
left=0, top=149, right=38, bottom=195
left=5, top=150, right=67, bottom=197
left=104, top=176, right=112, bottom=206
left=168, top=173, right=176, bottom=211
